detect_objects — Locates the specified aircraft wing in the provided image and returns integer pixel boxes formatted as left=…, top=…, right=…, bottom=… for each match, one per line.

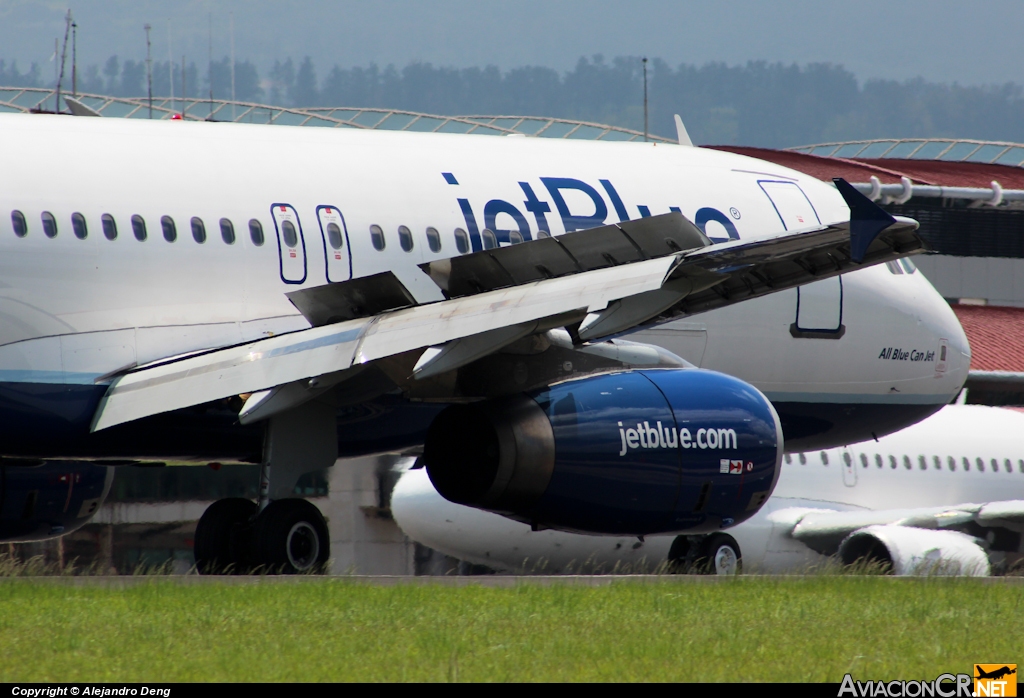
left=783, top=500, right=1024, bottom=555
left=91, top=179, right=924, bottom=431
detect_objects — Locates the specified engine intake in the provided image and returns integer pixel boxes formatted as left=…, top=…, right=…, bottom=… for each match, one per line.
left=839, top=525, right=990, bottom=576
left=424, top=368, right=783, bottom=535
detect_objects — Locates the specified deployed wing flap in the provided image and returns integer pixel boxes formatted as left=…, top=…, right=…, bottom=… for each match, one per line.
left=91, top=320, right=370, bottom=432
left=418, top=212, right=710, bottom=298
left=91, top=256, right=677, bottom=431
left=286, top=271, right=417, bottom=327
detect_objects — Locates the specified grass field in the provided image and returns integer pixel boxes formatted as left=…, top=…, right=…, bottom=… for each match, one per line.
left=0, top=577, right=1019, bottom=682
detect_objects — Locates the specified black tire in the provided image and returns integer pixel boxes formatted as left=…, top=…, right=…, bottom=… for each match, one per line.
left=666, top=535, right=691, bottom=574
left=249, top=499, right=330, bottom=574
left=194, top=498, right=257, bottom=575
left=694, top=533, right=742, bottom=575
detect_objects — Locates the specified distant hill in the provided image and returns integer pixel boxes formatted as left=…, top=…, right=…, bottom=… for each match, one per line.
left=6, top=55, right=1024, bottom=149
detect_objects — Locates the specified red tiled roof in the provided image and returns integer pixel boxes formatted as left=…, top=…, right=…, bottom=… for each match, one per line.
left=952, top=305, right=1024, bottom=372
left=709, top=146, right=1024, bottom=189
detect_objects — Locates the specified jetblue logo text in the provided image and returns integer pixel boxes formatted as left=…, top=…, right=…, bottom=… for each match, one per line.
left=617, top=421, right=738, bottom=457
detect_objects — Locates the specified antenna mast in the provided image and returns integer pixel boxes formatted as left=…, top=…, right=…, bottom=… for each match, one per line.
left=71, top=18, right=77, bottom=97
left=642, top=57, right=649, bottom=143
left=55, top=10, right=71, bottom=113
left=167, top=21, right=174, bottom=114
left=144, top=24, right=152, bottom=118
left=208, top=13, right=214, bottom=119
left=230, top=11, right=236, bottom=120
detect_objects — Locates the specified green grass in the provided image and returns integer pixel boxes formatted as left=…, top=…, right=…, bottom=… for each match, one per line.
left=0, top=577, right=1018, bottom=682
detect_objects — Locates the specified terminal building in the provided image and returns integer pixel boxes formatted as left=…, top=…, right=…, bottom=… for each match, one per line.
left=3, top=88, right=1023, bottom=573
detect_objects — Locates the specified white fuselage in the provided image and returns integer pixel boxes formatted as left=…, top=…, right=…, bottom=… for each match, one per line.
left=391, top=405, right=1024, bottom=573
left=0, top=113, right=966, bottom=451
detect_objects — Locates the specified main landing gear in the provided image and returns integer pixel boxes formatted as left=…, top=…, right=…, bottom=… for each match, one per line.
left=667, top=532, right=742, bottom=575
left=194, top=398, right=337, bottom=575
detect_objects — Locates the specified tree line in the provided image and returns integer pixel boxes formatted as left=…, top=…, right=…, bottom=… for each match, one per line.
left=4, top=55, right=1024, bottom=149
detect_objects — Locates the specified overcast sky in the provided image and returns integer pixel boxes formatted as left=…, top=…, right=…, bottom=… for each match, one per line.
left=2, top=0, right=1021, bottom=86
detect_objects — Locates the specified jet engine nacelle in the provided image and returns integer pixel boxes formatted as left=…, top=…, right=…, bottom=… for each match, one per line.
left=839, top=525, right=990, bottom=576
left=423, top=369, right=783, bottom=535
left=0, top=461, right=114, bottom=542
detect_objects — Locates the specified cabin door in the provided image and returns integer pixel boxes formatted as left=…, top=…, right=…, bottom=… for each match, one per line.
left=316, top=205, right=352, bottom=283
left=270, top=203, right=307, bottom=284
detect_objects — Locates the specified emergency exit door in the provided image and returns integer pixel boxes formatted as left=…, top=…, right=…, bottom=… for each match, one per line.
left=758, top=181, right=844, bottom=337
left=316, top=205, right=352, bottom=283
left=271, top=203, right=307, bottom=284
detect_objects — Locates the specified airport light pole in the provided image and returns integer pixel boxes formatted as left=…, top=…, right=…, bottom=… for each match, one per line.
left=145, top=24, right=153, bottom=119
left=642, top=57, right=648, bottom=142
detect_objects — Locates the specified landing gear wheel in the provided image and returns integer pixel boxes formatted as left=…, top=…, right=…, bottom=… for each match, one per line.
left=194, top=498, right=257, bottom=575
left=695, top=533, right=742, bottom=575
left=666, top=535, right=691, bottom=574
left=250, top=499, right=330, bottom=574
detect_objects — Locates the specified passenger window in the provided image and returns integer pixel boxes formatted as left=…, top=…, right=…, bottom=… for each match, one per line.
left=933, top=455, right=941, bottom=470
left=947, top=456, right=956, bottom=471
left=398, top=225, right=414, bottom=252
left=191, top=217, right=207, bottom=244
left=977, top=458, right=984, bottom=472
left=903, top=455, right=911, bottom=470
left=991, top=458, right=998, bottom=473
left=249, top=219, right=264, bottom=246
left=798, top=453, right=807, bottom=465
left=843, top=452, right=852, bottom=467
left=889, top=455, right=897, bottom=469
left=963, top=457, right=970, bottom=471
left=481, top=228, right=497, bottom=250
left=885, top=261, right=903, bottom=275
left=918, top=455, right=927, bottom=470
left=71, top=212, right=88, bottom=240
left=11, top=210, right=27, bottom=237
left=41, top=211, right=58, bottom=238
left=875, top=454, right=883, bottom=468
left=1004, top=458, right=1012, bottom=473
left=370, top=224, right=385, bottom=251
left=281, top=220, right=298, bottom=248
left=859, top=453, right=868, bottom=468
left=1018, top=459, right=1023, bottom=474
left=426, top=227, right=441, bottom=253
left=326, top=222, right=343, bottom=250
left=101, top=214, right=117, bottom=241
left=537, top=230, right=551, bottom=239
left=132, top=214, right=148, bottom=241
left=220, top=218, right=235, bottom=245
left=820, top=451, right=828, bottom=465
left=161, top=215, right=177, bottom=242
left=454, top=228, right=469, bottom=254
left=509, top=230, right=524, bottom=245
left=900, top=258, right=917, bottom=274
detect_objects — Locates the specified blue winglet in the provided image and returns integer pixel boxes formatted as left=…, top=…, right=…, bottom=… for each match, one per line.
left=833, top=178, right=896, bottom=263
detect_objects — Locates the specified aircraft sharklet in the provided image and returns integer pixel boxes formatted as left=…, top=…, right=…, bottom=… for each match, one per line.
left=286, top=270, right=418, bottom=327
left=417, top=211, right=710, bottom=298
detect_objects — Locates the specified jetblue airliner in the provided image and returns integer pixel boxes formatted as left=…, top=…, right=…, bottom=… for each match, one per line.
left=0, top=112, right=966, bottom=572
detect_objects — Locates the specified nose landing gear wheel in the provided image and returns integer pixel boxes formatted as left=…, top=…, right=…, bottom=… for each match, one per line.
left=194, top=498, right=258, bottom=575
left=250, top=499, right=330, bottom=574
